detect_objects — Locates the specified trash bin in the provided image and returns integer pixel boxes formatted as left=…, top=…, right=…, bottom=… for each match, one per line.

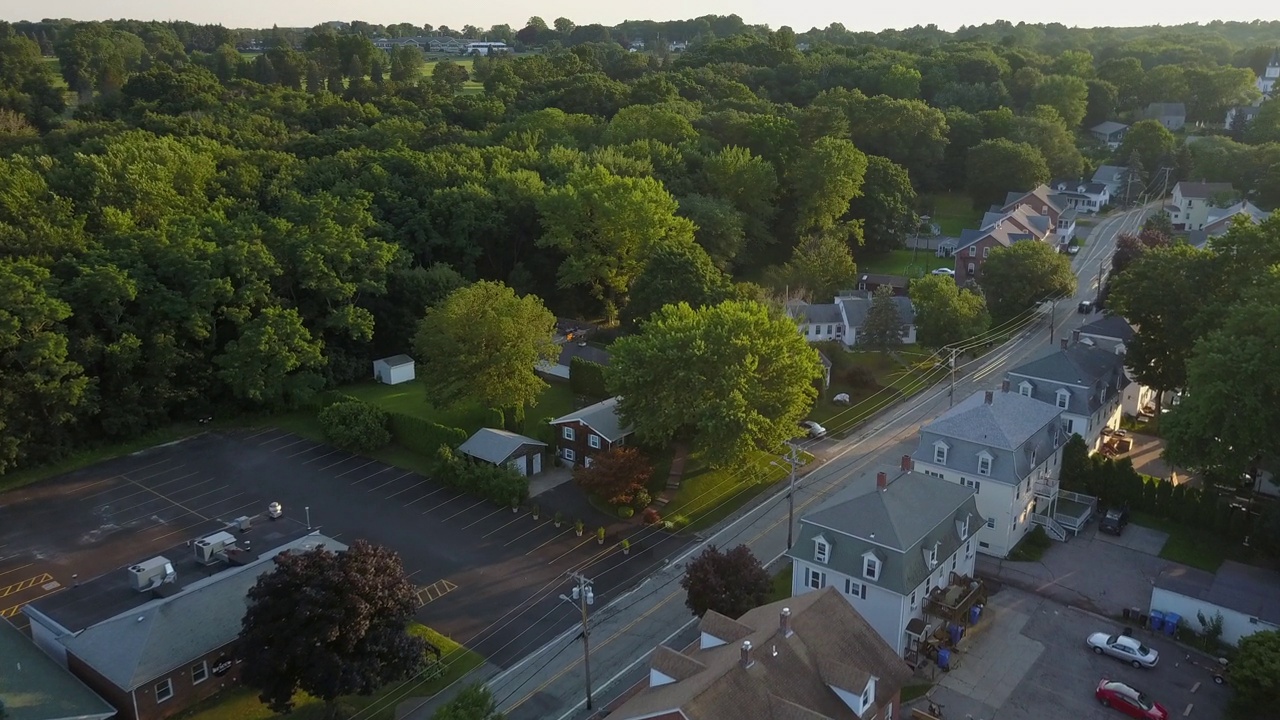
left=949, top=623, right=964, bottom=646
left=938, top=648, right=951, bottom=670
left=1122, top=607, right=1132, bottom=620
left=970, top=604, right=983, bottom=625
left=1164, top=613, right=1180, bottom=636
left=1149, top=610, right=1165, bottom=632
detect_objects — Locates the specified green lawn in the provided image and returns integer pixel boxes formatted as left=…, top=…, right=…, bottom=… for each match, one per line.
left=342, top=380, right=492, bottom=433
left=666, top=450, right=812, bottom=531
left=924, top=192, right=984, bottom=237
left=421, top=57, right=483, bottom=93
left=177, top=624, right=481, bottom=720
left=766, top=564, right=793, bottom=604
left=857, top=249, right=953, bottom=278
left=808, top=347, right=940, bottom=432
left=1130, top=512, right=1248, bottom=572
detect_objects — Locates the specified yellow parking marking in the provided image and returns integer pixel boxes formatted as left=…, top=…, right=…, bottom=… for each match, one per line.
left=415, top=579, right=458, bottom=607
left=0, top=573, right=53, bottom=599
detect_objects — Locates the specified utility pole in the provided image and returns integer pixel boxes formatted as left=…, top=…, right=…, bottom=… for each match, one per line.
left=948, top=347, right=958, bottom=407
left=774, top=444, right=803, bottom=550
left=1048, top=299, right=1056, bottom=344
left=559, top=573, right=595, bottom=710
left=1095, top=258, right=1108, bottom=306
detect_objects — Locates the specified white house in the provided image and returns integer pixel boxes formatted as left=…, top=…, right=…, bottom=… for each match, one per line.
left=788, top=460, right=983, bottom=660
left=1188, top=200, right=1273, bottom=250
left=911, top=388, right=1094, bottom=556
left=1050, top=179, right=1110, bottom=214
left=1092, top=165, right=1128, bottom=197
left=1076, top=315, right=1156, bottom=417
left=787, top=294, right=917, bottom=347
left=1005, top=334, right=1128, bottom=452
left=372, top=355, right=415, bottom=385
left=1151, top=561, right=1280, bottom=646
left=1257, top=49, right=1279, bottom=98
left=1168, top=181, right=1236, bottom=231
left=456, top=428, right=546, bottom=476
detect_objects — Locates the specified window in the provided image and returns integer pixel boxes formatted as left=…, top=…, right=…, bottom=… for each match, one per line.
left=805, top=568, right=826, bottom=589
left=933, top=443, right=948, bottom=465
left=966, top=540, right=973, bottom=557
left=977, top=454, right=992, bottom=476
left=192, top=661, right=209, bottom=684
left=923, top=469, right=944, bottom=479
left=1018, top=381, right=1032, bottom=397
left=979, top=541, right=991, bottom=549
left=814, top=539, right=829, bottom=564
left=844, top=577, right=866, bottom=599
left=909, top=590, right=918, bottom=608
left=863, top=555, right=880, bottom=580
left=826, top=324, right=833, bottom=335
left=961, top=477, right=981, bottom=494
left=155, top=679, right=174, bottom=703
left=966, top=262, right=976, bottom=275
left=982, top=247, right=990, bottom=258
left=563, top=448, right=576, bottom=462
left=1064, top=418, right=1075, bottom=434
left=862, top=686, right=872, bottom=708
left=951, top=555, right=957, bottom=571
left=1056, top=390, right=1070, bottom=409
left=968, top=245, right=977, bottom=256
left=562, top=426, right=576, bottom=441
left=927, top=545, right=938, bottom=566
left=588, top=434, right=601, bottom=449
left=986, top=518, right=996, bottom=529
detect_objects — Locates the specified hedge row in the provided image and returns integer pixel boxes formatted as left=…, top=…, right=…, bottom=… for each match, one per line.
left=436, top=446, right=528, bottom=505
left=570, top=357, right=609, bottom=399
left=387, top=412, right=468, bottom=457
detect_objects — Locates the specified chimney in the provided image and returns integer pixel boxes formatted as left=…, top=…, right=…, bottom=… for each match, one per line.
left=1001, top=379, right=1010, bottom=393
left=1072, top=329, right=1081, bottom=345
left=877, top=471, right=888, bottom=490
left=984, top=390, right=994, bottom=405
left=780, top=608, right=793, bottom=637
left=901, top=454, right=913, bottom=472
left=1060, top=338, right=1069, bottom=350
left=740, top=640, right=754, bottom=668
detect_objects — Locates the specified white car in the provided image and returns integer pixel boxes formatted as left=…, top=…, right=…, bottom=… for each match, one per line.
left=799, top=421, right=827, bottom=439
left=930, top=267, right=955, bottom=276
left=1087, top=632, right=1159, bottom=668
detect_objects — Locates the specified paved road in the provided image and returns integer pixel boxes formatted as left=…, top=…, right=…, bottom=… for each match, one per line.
left=391, top=206, right=1153, bottom=720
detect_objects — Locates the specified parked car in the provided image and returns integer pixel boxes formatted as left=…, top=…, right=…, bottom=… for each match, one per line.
left=930, top=267, right=955, bottom=276
left=1088, top=632, right=1158, bottom=668
left=1099, top=506, right=1130, bottom=536
left=1079, top=300, right=1094, bottom=314
left=1095, top=679, right=1168, bottom=719
left=799, top=420, right=827, bottom=438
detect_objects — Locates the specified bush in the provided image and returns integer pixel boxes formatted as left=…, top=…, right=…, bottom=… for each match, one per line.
left=433, top=446, right=528, bottom=506
left=387, top=412, right=467, bottom=457
left=617, top=506, right=635, bottom=519
left=574, top=447, right=653, bottom=505
left=318, top=400, right=391, bottom=453
left=569, top=356, right=609, bottom=399
left=838, top=365, right=878, bottom=388
left=631, top=489, right=652, bottom=509
left=643, top=508, right=662, bottom=525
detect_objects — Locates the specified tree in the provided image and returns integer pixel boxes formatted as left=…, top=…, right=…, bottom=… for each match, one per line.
left=979, top=241, right=1075, bottom=323
left=1116, top=120, right=1176, bottom=175
left=965, top=139, right=1049, bottom=209
left=432, top=59, right=470, bottom=93
left=859, top=285, right=905, bottom=350
left=908, top=274, right=991, bottom=348
left=677, top=193, right=747, bottom=271
left=848, top=156, right=918, bottom=255
left=1031, top=74, right=1089, bottom=127
left=680, top=544, right=771, bottom=619
left=608, top=301, right=823, bottom=466
left=238, top=540, right=427, bottom=719
left=1058, top=434, right=1090, bottom=493
left=779, top=233, right=859, bottom=300
left=413, top=282, right=559, bottom=419
left=1229, top=630, right=1280, bottom=718
left=389, top=46, right=423, bottom=82
left=573, top=446, right=653, bottom=505
left=432, top=684, right=505, bottom=720
left=318, top=400, right=391, bottom=453
left=1084, top=79, right=1119, bottom=128
left=787, top=136, right=867, bottom=235
left=624, top=238, right=732, bottom=327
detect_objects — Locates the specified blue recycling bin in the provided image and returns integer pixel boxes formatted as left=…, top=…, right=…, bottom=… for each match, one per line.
left=1164, top=613, right=1180, bottom=635
left=1149, top=610, right=1165, bottom=632
left=970, top=604, right=983, bottom=625
left=949, top=623, right=964, bottom=646
left=937, top=647, right=951, bottom=670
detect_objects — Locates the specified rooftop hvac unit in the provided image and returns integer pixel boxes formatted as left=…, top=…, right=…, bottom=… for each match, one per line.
left=128, top=556, right=176, bottom=592
left=234, top=515, right=252, bottom=531
left=194, top=531, right=238, bottom=565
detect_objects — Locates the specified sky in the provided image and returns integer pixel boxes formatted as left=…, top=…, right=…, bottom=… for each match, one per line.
left=3, top=1, right=1275, bottom=33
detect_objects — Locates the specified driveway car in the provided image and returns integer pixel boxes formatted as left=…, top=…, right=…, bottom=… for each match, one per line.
left=1088, top=632, right=1159, bottom=668
left=931, top=267, right=955, bottom=276
left=1078, top=300, right=1094, bottom=314
left=799, top=421, right=827, bottom=438
left=1095, top=679, right=1168, bottom=719
left=1099, top=507, right=1129, bottom=536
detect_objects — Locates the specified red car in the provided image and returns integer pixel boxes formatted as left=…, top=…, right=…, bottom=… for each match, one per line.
left=1096, top=679, right=1169, bottom=720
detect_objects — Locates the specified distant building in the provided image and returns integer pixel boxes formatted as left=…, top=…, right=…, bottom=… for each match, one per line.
left=549, top=397, right=634, bottom=467
left=787, top=294, right=918, bottom=347
left=1168, top=181, right=1237, bottom=231
left=1188, top=200, right=1272, bottom=249
left=1256, top=49, right=1280, bottom=98
left=1089, top=121, right=1128, bottom=149
left=1224, top=104, right=1262, bottom=127
left=1152, top=561, right=1280, bottom=645
left=1092, top=165, right=1128, bottom=198
left=1049, top=179, right=1111, bottom=214
left=1144, top=103, right=1186, bottom=131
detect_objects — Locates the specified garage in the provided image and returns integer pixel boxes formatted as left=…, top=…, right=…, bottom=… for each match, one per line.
left=457, top=428, right=547, bottom=477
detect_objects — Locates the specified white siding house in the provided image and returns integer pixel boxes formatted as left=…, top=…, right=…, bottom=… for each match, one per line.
left=1151, top=562, right=1280, bottom=646
left=788, top=294, right=918, bottom=347
left=372, top=355, right=415, bottom=385
left=1005, top=335, right=1128, bottom=452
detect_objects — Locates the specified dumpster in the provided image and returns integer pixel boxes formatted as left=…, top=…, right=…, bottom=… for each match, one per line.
left=949, top=623, right=964, bottom=646
left=970, top=604, right=983, bottom=625
left=1164, top=613, right=1180, bottom=635
left=937, top=647, right=951, bottom=670
left=1149, top=610, right=1165, bottom=632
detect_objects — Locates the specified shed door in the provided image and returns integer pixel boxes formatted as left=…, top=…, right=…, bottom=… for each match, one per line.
left=533, top=452, right=542, bottom=475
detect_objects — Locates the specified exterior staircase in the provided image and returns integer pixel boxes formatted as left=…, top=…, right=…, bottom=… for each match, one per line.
left=1032, top=513, right=1068, bottom=542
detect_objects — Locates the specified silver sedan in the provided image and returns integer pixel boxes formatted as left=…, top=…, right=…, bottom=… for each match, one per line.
left=1087, top=632, right=1160, bottom=668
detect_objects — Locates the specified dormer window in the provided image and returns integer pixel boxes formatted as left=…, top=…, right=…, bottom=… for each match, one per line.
left=958, top=515, right=970, bottom=540
left=933, top=441, right=949, bottom=465
left=862, top=551, right=880, bottom=580
left=1056, top=389, right=1070, bottom=409
left=814, top=537, right=829, bottom=564
left=1018, top=380, right=1033, bottom=397
left=977, top=451, right=993, bottom=476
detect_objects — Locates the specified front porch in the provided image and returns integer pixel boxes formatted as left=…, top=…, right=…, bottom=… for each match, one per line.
left=1032, top=481, right=1096, bottom=541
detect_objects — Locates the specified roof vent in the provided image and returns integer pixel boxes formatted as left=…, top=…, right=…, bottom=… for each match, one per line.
left=128, top=556, right=176, bottom=592
left=740, top=641, right=754, bottom=668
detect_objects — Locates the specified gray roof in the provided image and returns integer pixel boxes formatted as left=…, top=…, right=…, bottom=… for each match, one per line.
left=1051, top=179, right=1109, bottom=196
left=1002, top=185, right=1070, bottom=217
left=1145, top=102, right=1186, bottom=118
left=788, top=301, right=843, bottom=325
left=921, top=389, right=1063, bottom=451
left=376, top=354, right=414, bottom=368
left=836, top=294, right=916, bottom=327
left=1155, top=561, right=1280, bottom=626
left=794, top=471, right=982, bottom=596
left=1006, top=344, right=1130, bottom=416
left=550, top=396, right=633, bottom=442
left=858, top=273, right=909, bottom=289
left=1092, top=165, right=1126, bottom=185
left=1176, top=181, right=1234, bottom=199
left=457, top=428, right=545, bottom=465
left=59, top=533, right=345, bottom=692
left=557, top=342, right=611, bottom=367
left=0, top=622, right=116, bottom=720
left=1078, top=315, right=1135, bottom=344
left=1090, top=121, right=1128, bottom=136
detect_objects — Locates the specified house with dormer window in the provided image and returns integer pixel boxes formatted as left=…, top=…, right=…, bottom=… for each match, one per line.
left=787, top=457, right=982, bottom=659
left=1006, top=333, right=1129, bottom=452
left=912, top=387, right=1091, bottom=556
left=1050, top=179, right=1110, bottom=214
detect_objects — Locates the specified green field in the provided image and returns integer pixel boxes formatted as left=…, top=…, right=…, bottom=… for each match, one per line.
left=925, top=192, right=984, bottom=237
left=665, top=449, right=813, bottom=531
left=857, top=249, right=953, bottom=278
left=1130, top=512, right=1251, bottom=572
left=808, top=348, right=939, bottom=431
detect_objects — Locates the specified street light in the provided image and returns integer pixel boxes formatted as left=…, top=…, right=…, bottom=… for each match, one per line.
left=558, top=574, right=595, bottom=710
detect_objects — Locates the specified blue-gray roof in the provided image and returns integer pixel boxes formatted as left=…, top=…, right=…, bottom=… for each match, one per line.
left=550, top=396, right=633, bottom=442
left=1090, top=121, right=1128, bottom=136
left=1078, top=315, right=1135, bottom=344
left=1006, top=344, right=1130, bottom=416
left=914, top=390, right=1065, bottom=485
left=836, top=295, right=916, bottom=327
left=0, top=622, right=116, bottom=720
left=1156, top=561, right=1280, bottom=626
left=458, top=428, right=545, bottom=465
left=790, top=302, right=844, bottom=325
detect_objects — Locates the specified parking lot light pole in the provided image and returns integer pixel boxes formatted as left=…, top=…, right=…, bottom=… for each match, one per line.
left=558, top=573, right=595, bottom=710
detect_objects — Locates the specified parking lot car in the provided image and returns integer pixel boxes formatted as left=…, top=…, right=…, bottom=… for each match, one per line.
left=1095, top=679, right=1168, bottom=719
left=799, top=420, right=827, bottom=438
left=1099, top=507, right=1130, bottom=535
left=931, top=267, right=955, bottom=276
left=1089, top=631, right=1159, bottom=667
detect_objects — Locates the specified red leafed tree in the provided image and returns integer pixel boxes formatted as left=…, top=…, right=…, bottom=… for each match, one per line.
left=572, top=446, right=652, bottom=504
left=680, top=544, right=771, bottom=618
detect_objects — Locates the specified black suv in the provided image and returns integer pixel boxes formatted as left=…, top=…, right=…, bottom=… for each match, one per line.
left=1100, top=506, right=1130, bottom=535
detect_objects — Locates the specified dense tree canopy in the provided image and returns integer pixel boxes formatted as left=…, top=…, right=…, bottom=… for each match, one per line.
left=909, top=274, right=991, bottom=348
left=979, top=241, right=1076, bottom=323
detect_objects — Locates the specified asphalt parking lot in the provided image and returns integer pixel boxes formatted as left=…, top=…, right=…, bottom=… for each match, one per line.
left=0, top=428, right=691, bottom=667
left=926, top=585, right=1230, bottom=720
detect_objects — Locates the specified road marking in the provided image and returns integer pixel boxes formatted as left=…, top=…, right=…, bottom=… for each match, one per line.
left=0, top=574, right=53, bottom=599
left=300, top=449, right=342, bottom=465
left=0, top=564, right=33, bottom=579
left=369, top=472, right=411, bottom=492
left=352, top=466, right=392, bottom=484
left=1190, top=681, right=1200, bottom=693
left=415, top=579, right=458, bottom=607
left=405, top=487, right=448, bottom=505
left=0, top=585, right=65, bottom=618
left=1183, top=703, right=1193, bottom=717
left=461, top=506, right=507, bottom=530
left=272, top=438, right=312, bottom=452
left=243, top=427, right=276, bottom=440
left=119, top=473, right=211, bottom=523
left=331, top=458, right=375, bottom=475
left=285, top=443, right=327, bottom=459
left=441, top=498, right=488, bottom=522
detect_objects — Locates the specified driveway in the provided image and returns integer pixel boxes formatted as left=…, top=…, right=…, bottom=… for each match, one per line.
left=917, top=586, right=1230, bottom=720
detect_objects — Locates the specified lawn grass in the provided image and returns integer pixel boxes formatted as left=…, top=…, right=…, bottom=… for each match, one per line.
left=1006, top=526, right=1052, bottom=562
left=1129, top=512, right=1245, bottom=572
left=176, top=624, right=482, bottom=720
left=901, top=683, right=934, bottom=703
left=666, top=450, right=813, bottom=531
left=807, top=347, right=939, bottom=432
left=765, top=564, right=793, bottom=604
left=342, top=380, right=492, bottom=434
left=924, top=191, right=984, bottom=237
left=857, top=249, right=952, bottom=279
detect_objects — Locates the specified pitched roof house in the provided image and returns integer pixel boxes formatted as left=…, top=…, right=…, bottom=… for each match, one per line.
left=1049, top=179, right=1110, bottom=214
left=953, top=204, right=1060, bottom=283
left=1001, top=185, right=1076, bottom=243
left=1092, top=165, right=1128, bottom=198
left=1005, top=335, right=1129, bottom=450
left=457, top=428, right=547, bottom=476
left=549, top=397, right=633, bottom=466
left=1188, top=200, right=1272, bottom=249
left=610, top=587, right=914, bottom=720
left=788, top=294, right=918, bottom=347
left=789, top=461, right=983, bottom=659
left=1089, top=121, right=1129, bottom=149
left=1169, top=181, right=1237, bottom=231
left=1144, top=102, right=1187, bottom=131
left=1152, top=561, right=1280, bottom=645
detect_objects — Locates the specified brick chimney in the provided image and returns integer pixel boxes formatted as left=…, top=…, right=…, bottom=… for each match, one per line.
left=1060, top=338, right=1069, bottom=350
left=740, top=640, right=754, bottom=668
left=1072, top=329, right=1081, bottom=344
left=780, top=608, right=793, bottom=637
left=877, top=471, right=888, bottom=490
left=901, top=454, right=913, bottom=472
left=1001, top=379, right=1010, bottom=393
left=984, top=390, right=994, bottom=405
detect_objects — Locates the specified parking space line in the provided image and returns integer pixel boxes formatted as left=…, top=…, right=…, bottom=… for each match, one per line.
left=415, top=579, right=458, bottom=607
left=300, top=448, right=342, bottom=465
left=322, top=456, right=365, bottom=472
left=1, top=585, right=64, bottom=617
left=461, top=506, right=507, bottom=530
left=421, top=493, right=469, bottom=514
left=502, top=519, right=555, bottom=546
left=545, top=537, right=600, bottom=565
left=524, top=528, right=575, bottom=556
left=118, top=473, right=211, bottom=523
left=0, top=573, right=54, bottom=599
left=368, top=472, right=411, bottom=492
left=80, top=461, right=185, bottom=500
left=386, top=481, right=424, bottom=500
left=285, top=443, right=327, bottom=459
left=482, top=513, right=536, bottom=538
left=271, top=438, right=312, bottom=452
left=441, top=499, right=489, bottom=522
left=256, top=431, right=293, bottom=446
left=351, top=467, right=391, bottom=485
left=98, top=473, right=209, bottom=515
left=0, top=564, right=33, bottom=579
left=242, top=427, right=277, bottom=440
left=405, top=487, right=449, bottom=505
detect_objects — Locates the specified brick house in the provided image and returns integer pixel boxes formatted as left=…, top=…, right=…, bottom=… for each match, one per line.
left=1001, top=185, right=1076, bottom=243
left=549, top=397, right=634, bottom=466
left=24, top=525, right=341, bottom=720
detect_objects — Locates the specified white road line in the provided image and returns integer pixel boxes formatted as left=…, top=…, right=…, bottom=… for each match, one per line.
left=332, top=459, right=377, bottom=476
left=285, top=443, right=327, bottom=459
left=352, top=466, right=392, bottom=484
left=369, top=472, right=412, bottom=492
left=386, top=481, right=424, bottom=500
left=461, top=506, right=507, bottom=530
left=441, top=498, right=489, bottom=522
left=320, top=456, right=364, bottom=472
left=301, top=449, right=342, bottom=465
left=272, top=438, right=312, bottom=452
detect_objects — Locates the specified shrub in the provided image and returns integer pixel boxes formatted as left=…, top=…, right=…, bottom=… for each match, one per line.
left=569, top=356, right=609, bottom=399
left=617, top=506, right=634, bottom=519
left=631, top=489, right=652, bottom=509
left=387, top=413, right=467, bottom=457
left=573, top=447, right=653, bottom=505
left=433, top=446, right=528, bottom=506
left=839, top=365, right=878, bottom=388
left=643, top=508, right=662, bottom=525
left=318, top=400, right=391, bottom=453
